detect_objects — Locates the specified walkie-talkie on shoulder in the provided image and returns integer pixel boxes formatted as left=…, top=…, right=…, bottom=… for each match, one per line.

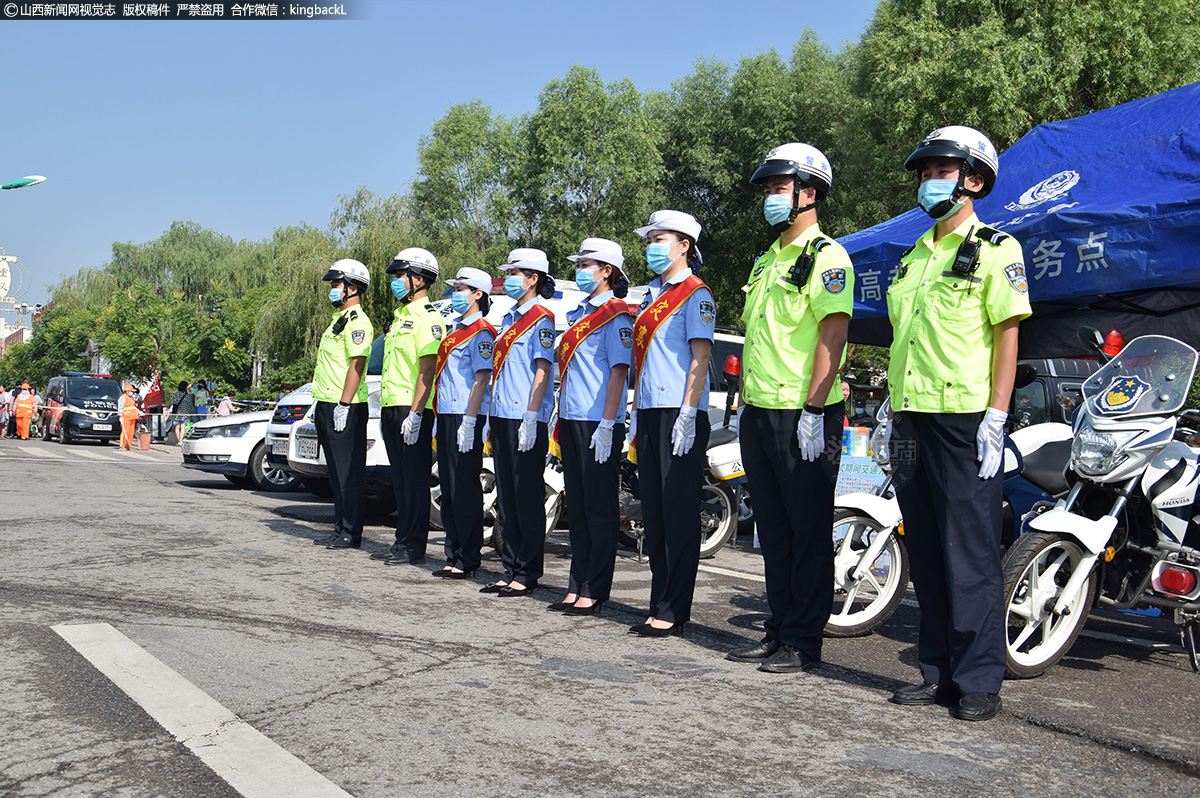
left=951, top=225, right=981, bottom=277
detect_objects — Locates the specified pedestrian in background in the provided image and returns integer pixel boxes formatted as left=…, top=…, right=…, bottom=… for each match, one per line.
left=118, top=384, right=140, bottom=449
left=192, top=380, right=210, bottom=419
left=628, top=210, right=714, bottom=638
left=13, top=381, right=36, bottom=439
left=170, top=380, right=195, bottom=443
left=549, top=237, right=632, bottom=617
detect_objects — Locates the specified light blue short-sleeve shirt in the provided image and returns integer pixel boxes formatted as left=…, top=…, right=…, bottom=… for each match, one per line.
left=559, top=292, right=633, bottom=422
left=435, top=312, right=494, bottom=417
left=635, top=268, right=716, bottom=411
left=491, top=298, right=557, bottom=422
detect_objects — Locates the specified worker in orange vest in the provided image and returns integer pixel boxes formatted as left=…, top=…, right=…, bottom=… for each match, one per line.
left=118, top=384, right=140, bottom=450
left=13, top=381, right=36, bottom=439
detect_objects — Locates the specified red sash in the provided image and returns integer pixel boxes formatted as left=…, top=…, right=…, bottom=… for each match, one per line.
left=432, top=317, right=496, bottom=411
left=628, top=275, right=706, bottom=464
left=492, top=302, right=554, bottom=383
left=550, top=299, right=631, bottom=458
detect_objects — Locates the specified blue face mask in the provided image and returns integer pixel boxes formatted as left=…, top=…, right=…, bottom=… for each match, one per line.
left=645, top=243, right=676, bottom=275
left=917, top=179, right=965, bottom=220
left=328, top=287, right=344, bottom=306
left=764, top=194, right=793, bottom=226
left=504, top=275, right=528, bottom=300
left=574, top=268, right=598, bottom=294
left=390, top=276, right=410, bottom=301
left=450, top=290, right=471, bottom=314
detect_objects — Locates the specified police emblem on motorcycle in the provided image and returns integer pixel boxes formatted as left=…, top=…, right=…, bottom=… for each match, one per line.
left=432, top=324, right=443, bottom=340
left=619, top=327, right=633, bottom=348
left=821, top=268, right=846, bottom=294
left=478, top=339, right=493, bottom=360
left=1004, top=262, right=1028, bottom=293
left=539, top=328, right=555, bottom=349
left=1096, top=376, right=1150, bottom=414
left=698, top=300, right=716, bottom=325
left=351, top=329, right=365, bottom=344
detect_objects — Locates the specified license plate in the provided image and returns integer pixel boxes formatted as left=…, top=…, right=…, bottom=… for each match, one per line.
left=271, top=440, right=287, bottom=455
left=181, top=442, right=193, bottom=455
left=94, top=424, right=112, bottom=431
left=298, top=437, right=318, bottom=460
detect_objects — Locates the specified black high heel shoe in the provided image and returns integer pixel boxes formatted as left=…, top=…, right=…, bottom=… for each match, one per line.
left=635, top=622, right=682, bottom=638
left=564, top=600, right=603, bottom=617
left=432, top=568, right=454, bottom=578
left=479, top=582, right=508, bottom=594
left=445, top=569, right=478, bottom=580
left=546, top=600, right=576, bottom=612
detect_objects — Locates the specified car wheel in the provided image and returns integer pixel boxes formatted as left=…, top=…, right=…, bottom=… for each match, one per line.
left=60, top=424, right=72, bottom=445
left=41, top=417, right=52, bottom=441
left=248, top=442, right=299, bottom=492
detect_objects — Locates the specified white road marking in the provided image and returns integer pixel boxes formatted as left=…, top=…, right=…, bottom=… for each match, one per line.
left=17, top=445, right=62, bottom=458
left=118, top=450, right=160, bottom=462
left=71, top=449, right=121, bottom=461
left=698, top=564, right=765, bottom=583
left=52, top=623, right=353, bottom=798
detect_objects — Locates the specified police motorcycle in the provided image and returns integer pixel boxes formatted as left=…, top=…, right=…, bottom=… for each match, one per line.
left=618, top=355, right=747, bottom=560
left=825, top=372, right=1074, bottom=637
left=1002, top=330, right=1200, bottom=678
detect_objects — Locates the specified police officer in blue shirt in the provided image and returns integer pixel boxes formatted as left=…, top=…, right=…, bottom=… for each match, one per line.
left=480, top=248, right=558, bottom=598
left=433, top=267, right=497, bottom=580
left=548, top=237, right=634, bottom=617
left=629, top=210, right=716, bottom=637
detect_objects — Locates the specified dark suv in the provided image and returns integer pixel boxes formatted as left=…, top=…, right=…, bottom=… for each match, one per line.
left=1011, top=357, right=1102, bottom=429
left=42, top=373, right=122, bottom=443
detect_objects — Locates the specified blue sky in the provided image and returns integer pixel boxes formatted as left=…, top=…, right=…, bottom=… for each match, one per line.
left=2, top=0, right=878, bottom=310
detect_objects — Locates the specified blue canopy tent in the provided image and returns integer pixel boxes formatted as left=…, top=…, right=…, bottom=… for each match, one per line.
left=840, top=82, right=1200, bottom=356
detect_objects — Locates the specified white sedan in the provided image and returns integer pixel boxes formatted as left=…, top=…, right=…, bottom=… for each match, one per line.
left=181, top=410, right=299, bottom=491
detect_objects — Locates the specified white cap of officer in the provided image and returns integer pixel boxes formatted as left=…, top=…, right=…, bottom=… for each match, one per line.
left=387, top=247, right=440, bottom=282
left=635, top=210, right=702, bottom=243
left=905, top=125, right=999, bottom=197
left=323, top=258, right=371, bottom=289
left=567, top=237, right=627, bottom=280
left=503, top=247, right=550, bottom=274
left=449, top=266, right=493, bottom=295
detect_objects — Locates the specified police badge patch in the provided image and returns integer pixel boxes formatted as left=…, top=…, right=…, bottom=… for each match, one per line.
left=538, top=327, right=555, bottom=349
left=351, top=329, right=365, bottom=345
left=478, top=339, right=493, bottom=360
left=619, top=327, right=633, bottom=348
left=1004, top=262, right=1029, bottom=293
left=1096, top=375, right=1150, bottom=415
left=821, top=268, right=846, bottom=294
left=431, top=324, right=444, bottom=340
left=698, top=300, right=716, bottom=326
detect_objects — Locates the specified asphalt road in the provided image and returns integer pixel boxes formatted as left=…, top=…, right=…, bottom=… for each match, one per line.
left=1, top=437, right=1197, bottom=797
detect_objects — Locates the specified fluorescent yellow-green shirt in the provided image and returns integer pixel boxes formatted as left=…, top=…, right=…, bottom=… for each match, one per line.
left=381, top=300, right=444, bottom=408
left=887, top=213, right=1033, bottom=413
left=741, top=223, right=855, bottom=409
left=312, top=307, right=374, bottom=404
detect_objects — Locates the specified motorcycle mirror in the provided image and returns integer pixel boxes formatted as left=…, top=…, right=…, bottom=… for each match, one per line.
left=1078, top=326, right=1105, bottom=355
left=1014, top=364, right=1037, bottom=390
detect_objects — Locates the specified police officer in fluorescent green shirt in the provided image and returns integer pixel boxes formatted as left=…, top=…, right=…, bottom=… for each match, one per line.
left=727, top=142, right=852, bottom=674
left=880, top=126, right=1032, bottom=722
left=312, top=258, right=375, bottom=550
left=371, top=247, right=445, bottom=566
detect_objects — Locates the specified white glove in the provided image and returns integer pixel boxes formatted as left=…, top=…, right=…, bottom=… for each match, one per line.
left=628, top=409, right=637, bottom=444
left=333, top=403, right=349, bottom=432
left=590, top=418, right=615, bottom=463
left=457, top=416, right=476, bottom=454
left=977, top=407, right=1007, bottom=479
left=871, top=418, right=892, bottom=468
left=401, top=410, right=422, bottom=445
left=517, top=410, right=538, bottom=452
left=671, top=405, right=698, bottom=457
left=797, top=409, right=823, bottom=462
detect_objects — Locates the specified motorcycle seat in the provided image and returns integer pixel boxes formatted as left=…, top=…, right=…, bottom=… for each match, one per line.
left=1019, top=438, right=1073, bottom=496
left=708, top=427, right=739, bottom=449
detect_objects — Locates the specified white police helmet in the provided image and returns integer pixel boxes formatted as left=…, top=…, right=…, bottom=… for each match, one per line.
left=905, top=126, right=999, bottom=197
left=322, top=258, right=371, bottom=289
left=387, top=247, right=440, bottom=282
left=750, top=142, right=833, bottom=201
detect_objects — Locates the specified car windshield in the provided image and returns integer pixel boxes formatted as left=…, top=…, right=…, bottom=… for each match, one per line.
left=67, top=379, right=121, bottom=401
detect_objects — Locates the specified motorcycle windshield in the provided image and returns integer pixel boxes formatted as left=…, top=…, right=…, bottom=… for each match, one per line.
left=1082, top=335, right=1198, bottom=419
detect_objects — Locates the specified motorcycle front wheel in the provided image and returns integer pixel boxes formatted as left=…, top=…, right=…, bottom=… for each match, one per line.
left=824, top=510, right=910, bottom=637
left=698, top=483, right=737, bottom=559
left=1002, top=531, right=1097, bottom=679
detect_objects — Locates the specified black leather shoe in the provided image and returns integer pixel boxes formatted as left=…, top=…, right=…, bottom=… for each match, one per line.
left=889, top=682, right=960, bottom=707
left=627, top=622, right=650, bottom=634
left=726, top=637, right=780, bottom=662
left=950, top=692, right=1002, bottom=721
left=313, top=533, right=339, bottom=546
left=479, top=582, right=508, bottom=594
left=384, top=554, right=425, bottom=566
left=547, top=600, right=576, bottom=612
left=325, top=535, right=361, bottom=549
left=635, top=622, right=682, bottom=638
left=369, top=549, right=397, bottom=561
left=431, top=567, right=454, bottom=577
left=496, top=584, right=534, bottom=597
left=444, top=569, right=477, bottom=580
left=563, top=601, right=602, bottom=616
left=757, top=645, right=820, bottom=673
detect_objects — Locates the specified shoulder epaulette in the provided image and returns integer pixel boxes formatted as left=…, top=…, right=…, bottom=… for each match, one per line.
left=813, top=236, right=833, bottom=252
left=424, top=303, right=437, bottom=311
left=900, top=244, right=916, bottom=258
left=348, top=309, right=358, bottom=320
left=976, top=226, right=1010, bottom=245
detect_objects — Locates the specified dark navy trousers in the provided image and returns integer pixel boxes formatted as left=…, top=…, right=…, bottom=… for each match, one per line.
left=490, top=416, right=548, bottom=586
left=559, top=418, right=623, bottom=602
left=379, top=406, right=434, bottom=561
left=433, top=413, right=486, bottom=572
left=313, top=401, right=368, bottom=542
